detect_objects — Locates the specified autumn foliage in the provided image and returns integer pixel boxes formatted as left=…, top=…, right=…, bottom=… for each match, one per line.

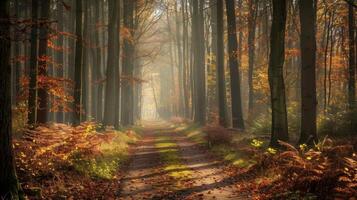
left=14, top=122, right=138, bottom=199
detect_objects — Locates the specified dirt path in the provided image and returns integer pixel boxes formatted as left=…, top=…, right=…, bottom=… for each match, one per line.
left=119, top=122, right=244, bottom=200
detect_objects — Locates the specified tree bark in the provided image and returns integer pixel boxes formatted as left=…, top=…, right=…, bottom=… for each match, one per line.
left=348, top=3, right=356, bottom=131
left=192, top=0, right=206, bottom=125
left=268, top=0, right=288, bottom=147
left=56, top=1, right=65, bottom=123
left=95, top=0, right=104, bottom=122
left=73, top=0, right=83, bottom=125
left=0, top=0, right=20, bottom=198
left=121, top=0, right=135, bottom=126
left=225, top=0, right=245, bottom=129
left=248, top=0, right=258, bottom=116
left=299, top=0, right=318, bottom=145
left=36, top=0, right=50, bottom=124
left=28, top=0, right=39, bottom=125
left=216, top=0, right=228, bottom=127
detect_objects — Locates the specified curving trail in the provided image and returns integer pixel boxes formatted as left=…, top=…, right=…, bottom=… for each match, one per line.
left=119, top=121, right=245, bottom=200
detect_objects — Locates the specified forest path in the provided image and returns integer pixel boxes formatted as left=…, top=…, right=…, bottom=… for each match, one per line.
left=118, top=121, right=244, bottom=200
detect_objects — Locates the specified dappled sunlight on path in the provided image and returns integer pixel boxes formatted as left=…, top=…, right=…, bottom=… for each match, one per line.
left=119, top=121, right=245, bottom=199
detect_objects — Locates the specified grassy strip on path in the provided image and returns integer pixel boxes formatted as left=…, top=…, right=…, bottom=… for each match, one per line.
left=154, top=130, right=193, bottom=182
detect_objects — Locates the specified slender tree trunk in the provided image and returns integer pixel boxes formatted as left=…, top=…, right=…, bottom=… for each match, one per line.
left=121, top=0, right=135, bottom=126
left=65, top=0, right=76, bottom=123
left=28, top=0, right=39, bottom=125
left=13, top=0, right=21, bottom=105
left=166, top=10, right=176, bottom=117
left=81, top=0, right=89, bottom=121
left=216, top=0, right=228, bottom=127
left=56, top=3, right=64, bottom=123
left=192, top=0, right=206, bottom=125
left=175, top=2, right=184, bottom=117
left=323, top=13, right=332, bottom=113
left=348, top=3, right=356, bottom=131
left=268, top=0, right=288, bottom=147
left=73, top=0, right=83, bottom=125
left=248, top=0, right=258, bottom=116
left=0, top=0, right=20, bottom=198
left=95, top=0, right=104, bottom=122
left=225, top=0, right=244, bottom=129
left=114, top=1, right=120, bottom=129
left=36, top=0, right=50, bottom=124
left=299, top=0, right=318, bottom=145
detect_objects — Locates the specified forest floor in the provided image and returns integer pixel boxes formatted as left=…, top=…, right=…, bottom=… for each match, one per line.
left=119, top=121, right=244, bottom=199
left=14, top=120, right=356, bottom=199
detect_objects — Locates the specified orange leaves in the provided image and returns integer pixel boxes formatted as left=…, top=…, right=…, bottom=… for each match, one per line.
left=121, top=26, right=135, bottom=44
left=14, top=122, right=135, bottom=199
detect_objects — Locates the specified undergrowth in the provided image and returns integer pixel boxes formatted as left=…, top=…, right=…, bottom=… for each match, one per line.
left=182, top=122, right=357, bottom=199
left=14, top=122, right=139, bottom=198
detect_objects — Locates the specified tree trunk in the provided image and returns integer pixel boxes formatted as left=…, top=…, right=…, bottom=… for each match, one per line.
left=192, top=0, right=206, bottom=125
left=95, top=0, right=104, bottom=122
left=28, top=0, right=39, bottom=125
left=268, top=0, right=288, bottom=147
left=81, top=0, right=89, bottom=121
left=73, top=0, right=83, bottom=125
left=248, top=0, right=258, bottom=116
left=225, top=0, right=245, bottom=129
left=0, top=0, right=20, bottom=198
left=348, top=3, right=356, bottom=131
left=216, top=0, right=228, bottom=127
left=175, top=2, right=185, bottom=117
left=56, top=2, right=65, bottom=123
left=36, top=0, right=50, bottom=124
left=299, top=0, right=318, bottom=145
left=121, top=0, right=135, bottom=126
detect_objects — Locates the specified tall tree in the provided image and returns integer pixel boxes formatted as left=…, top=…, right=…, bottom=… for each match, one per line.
left=225, top=0, right=245, bottom=129
left=36, top=0, right=50, bottom=124
left=216, top=0, right=228, bottom=127
left=192, top=0, right=206, bottom=125
left=0, top=0, right=21, bottom=198
left=104, top=0, right=120, bottom=127
left=121, top=0, right=135, bottom=126
left=299, top=0, right=318, bottom=145
left=347, top=2, right=356, bottom=131
left=268, top=0, right=289, bottom=147
left=248, top=0, right=259, bottom=115
left=73, top=0, right=83, bottom=125
left=175, top=1, right=185, bottom=117
left=28, top=0, right=39, bottom=125
left=95, top=0, right=104, bottom=122
left=56, top=1, right=65, bottom=123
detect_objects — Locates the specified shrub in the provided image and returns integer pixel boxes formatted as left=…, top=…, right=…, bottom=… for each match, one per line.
left=318, top=105, right=355, bottom=137
left=203, top=126, right=233, bottom=146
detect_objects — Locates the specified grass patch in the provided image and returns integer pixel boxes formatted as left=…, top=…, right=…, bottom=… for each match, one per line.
left=72, top=131, right=138, bottom=179
left=181, top=124, right=206, bottom=145
left=211, top=145, right=255, bottom=168
left=155, top=136, right=192, bottom=179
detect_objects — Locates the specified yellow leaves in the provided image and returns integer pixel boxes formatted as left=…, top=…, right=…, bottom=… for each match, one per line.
left=267, top=147, right=277, bottom=155
left=299, top=144, right=307, bottom=151
left=251, top=139, right=263, bottom=148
